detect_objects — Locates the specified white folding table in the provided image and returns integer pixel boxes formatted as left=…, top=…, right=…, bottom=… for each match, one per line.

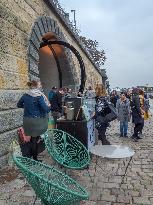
left=89, top=145, right=135, bottom=183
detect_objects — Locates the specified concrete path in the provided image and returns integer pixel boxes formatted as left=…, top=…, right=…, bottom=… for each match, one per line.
left=0, top=117, right=153, bottom=205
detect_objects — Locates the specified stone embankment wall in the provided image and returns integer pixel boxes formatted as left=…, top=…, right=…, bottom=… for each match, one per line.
left=0, top=0, right=102, bottom=167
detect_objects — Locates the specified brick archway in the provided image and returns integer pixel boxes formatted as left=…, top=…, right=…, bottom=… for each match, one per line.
left=28, top=16, right=77, bottom=94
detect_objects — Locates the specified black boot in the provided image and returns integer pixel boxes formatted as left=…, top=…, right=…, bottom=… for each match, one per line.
left=131, top=134, right=139, bottom=142
left=31, top=137, right=39, bottom=160
left=101, top=138, right=111, bottom=145
left=98, top=127, right=110, bottom=145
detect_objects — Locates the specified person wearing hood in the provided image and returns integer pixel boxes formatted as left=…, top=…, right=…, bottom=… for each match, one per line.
left=17, top=80, right=50, bottom=160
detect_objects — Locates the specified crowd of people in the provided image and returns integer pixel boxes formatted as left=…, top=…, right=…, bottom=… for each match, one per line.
left=17, top=80, right=151, bottom=160
left=110, top=88, right=150, bottom=142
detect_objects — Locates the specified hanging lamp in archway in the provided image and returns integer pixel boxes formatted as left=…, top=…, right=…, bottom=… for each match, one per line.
left=40, top=38, right=86, bottom=93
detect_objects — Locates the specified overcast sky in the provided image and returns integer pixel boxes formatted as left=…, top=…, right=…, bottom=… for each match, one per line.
left=59, top=0, right=153, bottom=88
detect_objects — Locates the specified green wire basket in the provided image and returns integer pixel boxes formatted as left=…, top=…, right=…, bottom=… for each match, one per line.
left=44, top=129, right=90, bottom=169
left=13, top=154, right=89, bottom=205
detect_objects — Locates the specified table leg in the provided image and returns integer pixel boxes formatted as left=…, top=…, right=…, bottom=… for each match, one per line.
left=96, top=159, right=106, bottom=173
left=33, top=196, right=37, bottom=205
left=87, top=154, right=99, bottom=183
left=121, top=156, right=133, bottom=184
left=86, top=166, right=92, bottom=183
left=92, top=155, right=99, bottom=183
left=93, top=155, right=111, bottom=179
left=95, top=155, right=99, bottom=171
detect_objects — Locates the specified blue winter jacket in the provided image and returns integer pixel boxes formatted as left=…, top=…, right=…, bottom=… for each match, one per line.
left=17, top=94, right=50, bottom=118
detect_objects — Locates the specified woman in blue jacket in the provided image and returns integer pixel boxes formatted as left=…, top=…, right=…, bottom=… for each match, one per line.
left=17, top=80, right=50, bottom=160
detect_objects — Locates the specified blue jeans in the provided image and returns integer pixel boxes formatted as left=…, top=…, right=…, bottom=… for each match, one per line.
left=120, top=121, right=128, bottom=135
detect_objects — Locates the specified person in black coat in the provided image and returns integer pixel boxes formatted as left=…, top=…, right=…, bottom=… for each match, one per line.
left=50, top=88, right=65, bottom=122
left=94, top=96, right=111, bottom=145
left=110, top=90, right=119, bottom=107
left=131, top=88, right=144, bottom=141
left=94, top=84, right=110, bottom=145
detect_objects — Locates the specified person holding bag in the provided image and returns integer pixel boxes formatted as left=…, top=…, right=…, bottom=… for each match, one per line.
left=17, top=80, right=51, bottom=160
left=94, top=84, right=112, bottom=145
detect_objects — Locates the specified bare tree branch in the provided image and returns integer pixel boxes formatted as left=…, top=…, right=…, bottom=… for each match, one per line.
left=80, top=36, right=107, bottom=68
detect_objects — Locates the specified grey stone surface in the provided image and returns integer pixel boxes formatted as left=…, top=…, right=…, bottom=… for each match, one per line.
left=0, top=4, right=29, bottom=34
left=0, top=18, right=28, bottom=47
left=0, top=90, right=26, bottom=110
left=29, top=44, right=39, bottom=61
left=30, top=33, right=40, bottom=50
left=0, top=0, right=35, bottom=27
left=0, top=52, right=21, bottom=73
left=46, top=17, right=53, bottom=32
left=29, top=73, right=40, bottom=81
left=50, top=18, right=57, bottom=33
left=0, top=109, right=23, bottom=133
left=24, top=0, right=43, bottom=15
left=29, top=58, right=39, bottom=75
left=0, top=153, right=9, bottom=169
left=32, top=24, right=42, bottom=41
left=0, top=129, right=18, bottom=157
left=36, top=19, right=45, bottom=36
left=41, top=16, right=48, bottom=33
left=0, top=35, right=27, bottom=60
left=54, top=25, right=60, bottom=36
left=1, top=117, right=153, bottom=204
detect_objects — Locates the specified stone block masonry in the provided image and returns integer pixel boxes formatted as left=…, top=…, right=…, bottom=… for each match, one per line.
left=0, top=0, right=103, bottom=167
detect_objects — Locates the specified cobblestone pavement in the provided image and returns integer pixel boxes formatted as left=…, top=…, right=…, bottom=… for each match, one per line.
left=0, top=117, right=153, bottom=205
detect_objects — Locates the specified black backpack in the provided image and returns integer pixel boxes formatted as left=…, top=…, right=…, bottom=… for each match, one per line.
left=105, top=103, right=118, bottom=122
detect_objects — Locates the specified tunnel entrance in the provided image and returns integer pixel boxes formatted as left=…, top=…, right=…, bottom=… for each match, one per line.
left=28, top=17, right=86, bottom=97
left=38, top=32, right=75, bottom=96
left=39, top=33, right=86, bottom=95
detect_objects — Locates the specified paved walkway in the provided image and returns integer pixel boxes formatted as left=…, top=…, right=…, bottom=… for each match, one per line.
left=0, top=117, right=153, bottom=205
